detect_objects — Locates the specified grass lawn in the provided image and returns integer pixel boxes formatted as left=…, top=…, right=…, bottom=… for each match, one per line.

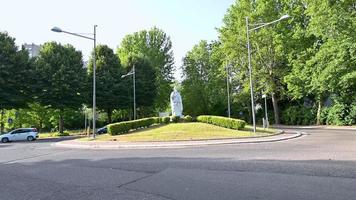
left=80, top=122, right=277, bottom=142
left=38, top=129, right=85, bottom=139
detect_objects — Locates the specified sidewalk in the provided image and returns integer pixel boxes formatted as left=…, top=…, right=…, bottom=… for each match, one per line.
left=53, top=131, right=303, bottom=149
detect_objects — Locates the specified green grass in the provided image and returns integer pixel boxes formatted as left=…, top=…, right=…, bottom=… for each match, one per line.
left=80, top=122, right=277, bottom=142
left=38, top=129, right=85, bottom=139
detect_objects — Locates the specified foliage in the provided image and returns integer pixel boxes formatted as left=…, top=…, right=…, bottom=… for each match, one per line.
left=196, top=115, right=246, bottom=130
left=87, top=45, right=128, bottom=123
left=183, top=115, right=193, bottom=122
left=0, top=32, right=32, bottom=110
left=218, top=0, right=298, bottom=124
left=123, top=55, right=157, bottom=118
left=321, top=102, right=356, bottom=126
left=181, top=40, right=226, bottom=116
left=107, top=117, right=158, bottom=135
left=170, top=115, right=181, bottom=123
left=161, top=116, right=170, bottom=124
left=280, top=106, right=316, bottom=125
left=34, top=42, right=86, bottom=133
left=284, top=0, right=356, bottom=124
left=118, top=27, right=174, bottom=110
left=53, top=131, right=70, bottom=137
left=0, top=32, right=33, bottom=133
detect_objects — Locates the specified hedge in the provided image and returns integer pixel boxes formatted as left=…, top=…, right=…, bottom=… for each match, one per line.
left=196, top=115, right=246, bottom=130
left=107, top=117, right=171, bottom=135
left=108, top=117, right=158, bottom=135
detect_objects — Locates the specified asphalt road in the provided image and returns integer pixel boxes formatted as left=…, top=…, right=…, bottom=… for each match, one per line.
left=0, top=128, right=355, bottom=200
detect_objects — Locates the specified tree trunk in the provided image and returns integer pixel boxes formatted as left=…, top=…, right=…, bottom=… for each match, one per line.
left=316, top=100, right=322, bottom=125
left=0, top=109, right=4, bottom=134
left=271, top=93, right=280, bottom=124
left=59, top=109, right=64, bottom=134
left=107, top=109, right=112, bottom=124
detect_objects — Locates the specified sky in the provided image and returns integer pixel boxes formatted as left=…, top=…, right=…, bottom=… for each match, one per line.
left=0, top=0, right=234, bottom=79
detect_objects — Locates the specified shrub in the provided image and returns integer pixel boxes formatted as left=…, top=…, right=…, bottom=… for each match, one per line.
left=183, top=115, right=193, bottom=122
left=162, top=116, right=170, bottom=124
left=196, top=115, right=246, bottom=130
left=107, top=117, right=157, bottom=135
left=171, top=116, right=181, bottom=123
left=281, top=106, right=315, bottom=125
left=53, top=131, right=70, bottom=137
left=345, top=104, right=356, bottom=125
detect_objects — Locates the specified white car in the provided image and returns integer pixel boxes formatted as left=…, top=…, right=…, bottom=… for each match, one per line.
left=0, top=128, right=39, bottom=143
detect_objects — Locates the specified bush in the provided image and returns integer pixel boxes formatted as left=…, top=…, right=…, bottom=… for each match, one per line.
left=281, top=106, right=315, bottom=125
left=107, top=117, right=157, bottom=135
left=53, top=131, right=70, bottom=137
left=183, top=115, right=193, bottom=122
left=162, top=116, right=170, bottom=124
left=196, top=115, right=246, bottom=130
left=171, top=116, right=181, bottom=123
left=346, top=104, right=356, bottom=125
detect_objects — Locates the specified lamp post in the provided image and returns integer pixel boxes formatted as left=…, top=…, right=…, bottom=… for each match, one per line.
left=121, top=65, right=136, bottom=120
left=226, top=62, right=231, bottom=118
left=262, top=94, right=268, bottom=128
left=245, top=14, right=289, bottom=133
left=51, top=25, right=98, bottom=138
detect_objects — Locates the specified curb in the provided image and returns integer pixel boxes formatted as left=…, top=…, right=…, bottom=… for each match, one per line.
left=53, top=130, right=303, bottom=150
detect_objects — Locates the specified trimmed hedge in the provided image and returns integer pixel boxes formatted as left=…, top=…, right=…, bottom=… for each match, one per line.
left=108, top=117, right=157, bottom=135
left=183, top=115, right=193, bottom=122
left=196, top=115, right=246, bottom=130
left=171, top=115, right=181, bottom=123
left=162, top=116, right=170, bottom=124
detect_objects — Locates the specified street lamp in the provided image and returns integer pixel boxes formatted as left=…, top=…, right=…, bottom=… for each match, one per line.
left=246, top=14, right=289, bottom=133
left=226, top=62, right=231, bottom=118
left=51, top=25, right=98, bottom=138
left=121, top=65, right=136, bottom=120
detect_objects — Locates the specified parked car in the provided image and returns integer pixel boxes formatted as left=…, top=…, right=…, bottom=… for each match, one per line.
left=0, top=128, right=38, bottom=143
left=97, top=126, right=107, bottom=134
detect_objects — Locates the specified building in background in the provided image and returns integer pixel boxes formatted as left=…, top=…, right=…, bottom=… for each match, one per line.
left=23, top=43, right=41, bottom=58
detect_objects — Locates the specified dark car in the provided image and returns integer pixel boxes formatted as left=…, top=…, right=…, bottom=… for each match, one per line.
left=97, top=126, right=107, bottom=134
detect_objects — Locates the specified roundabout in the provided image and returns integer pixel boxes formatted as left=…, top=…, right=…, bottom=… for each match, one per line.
left=0, top=127, right=355, bottom=200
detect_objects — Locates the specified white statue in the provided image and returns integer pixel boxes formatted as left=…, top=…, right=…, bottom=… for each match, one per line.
left=170, top=87, right=183, bottom=117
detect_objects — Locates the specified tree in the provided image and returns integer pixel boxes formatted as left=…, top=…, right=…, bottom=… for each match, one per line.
left=218, top=0, right=302, bottom=124
left=181, top=40, right=226, bottom=116
left=87, top=45, right=128, bottom=123
left=123, top=55, right=157, bottom=118
left=0, top=32, right=31, bottom=133
left=34, top=42, right=86, bottom=133
left=117, top=27, right=174, bottom=111
left=285, top=0, right=356, bottom=124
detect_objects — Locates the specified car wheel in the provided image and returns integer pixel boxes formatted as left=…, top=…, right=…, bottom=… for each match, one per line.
left=1, top=137, right=9, bottom=143
left=27, top=136, right=34, bottom=141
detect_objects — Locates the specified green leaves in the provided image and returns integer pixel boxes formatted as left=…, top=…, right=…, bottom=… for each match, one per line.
left=117, top=27, right=174, bottom=110
left=0, top=32, right=31, bottom=110
left=35, top=42, right=86, bottom=110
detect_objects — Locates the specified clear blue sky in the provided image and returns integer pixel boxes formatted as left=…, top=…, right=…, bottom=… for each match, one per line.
left=0, top=0, right=234, bottom=79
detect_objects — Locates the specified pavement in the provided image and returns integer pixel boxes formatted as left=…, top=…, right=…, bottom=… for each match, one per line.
left=1, top=127, right=356, bottom=200
left=54, top=130, right=304, bottom=149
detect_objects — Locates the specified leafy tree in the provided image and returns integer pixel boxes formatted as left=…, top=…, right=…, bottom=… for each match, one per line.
left=34, top=42, right=86, bottom=133
left=285, top=0, right=356, bottom=124
left=117, top=27, right=174, bottom=111
left=123, top=55, right=157, bottom=118
left=181, top=40, right=226, bottom=116
left=87, top=45, right=128, bottom=123
left=218, top=0, right=300, bottom=124
left=0, top=32, right=31, bottom=133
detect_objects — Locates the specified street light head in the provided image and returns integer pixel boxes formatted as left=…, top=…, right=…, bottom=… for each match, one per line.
left=280, top=14, right=290, bottom=20
left=51, top=27, right=62, bottom=33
